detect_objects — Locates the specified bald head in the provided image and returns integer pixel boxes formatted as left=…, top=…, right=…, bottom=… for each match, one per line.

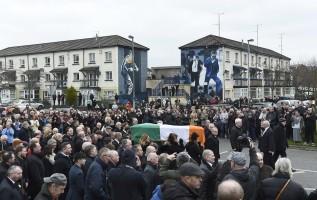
left=218, top=180, right=244, bottom=200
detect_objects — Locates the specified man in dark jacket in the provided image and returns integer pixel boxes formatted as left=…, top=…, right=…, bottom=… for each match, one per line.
left=35, top=173, right=67, bottom=200
left=273, top=118, right=288, bottom=163
left=108, top=149, right=146, bottom=200
left=0, top=151, right=16, bottom=182
left=230, top=118, right=244, bottom=152
left=162, top=162, right=205, bottom=200
left=54, top=142, right=73, bottom=200
left=199, top=149, right=219, bottom=200
left=304, top=108, right=316, bottom=146
left=0, top=165, right=24, bottom=200
left=258, top=120, right=275, bottom=168
left=143, top=152, right=160, bottom=200
left=66, top=152, right=86, bottom=200
left=84, top=147, right=110, bottom=200
left=222, top=143, right=260, bottom=200
left=27, top=141, right=45, bottom=199
left=205, top=127, right=220, bottom=162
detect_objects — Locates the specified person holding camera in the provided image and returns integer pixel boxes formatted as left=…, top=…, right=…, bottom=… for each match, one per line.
left=230, top=118, right=244, bottom=152
left=258, top=120, right=275, bottom=168
left=222, top=141, right=260, bottom=200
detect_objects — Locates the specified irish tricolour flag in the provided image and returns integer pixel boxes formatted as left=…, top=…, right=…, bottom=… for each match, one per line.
left=131, top=123, right=205, bottom=144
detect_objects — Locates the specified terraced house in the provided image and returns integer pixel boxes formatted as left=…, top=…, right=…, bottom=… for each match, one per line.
left=0, top=35, right=149, bottom=104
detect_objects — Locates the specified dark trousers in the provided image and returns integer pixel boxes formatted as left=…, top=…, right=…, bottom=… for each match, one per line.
left=305, top=130, right=315, bottom=143
left=273, top=150, right=287, bottom=163
left=263, top=152, right=274, bottom=168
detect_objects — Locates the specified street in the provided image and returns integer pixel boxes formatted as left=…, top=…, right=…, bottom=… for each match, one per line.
left=218, top=138, right=317, bottom=193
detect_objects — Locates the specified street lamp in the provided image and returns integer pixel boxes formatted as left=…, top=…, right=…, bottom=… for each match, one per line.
left=128, top=35, right=135, bottom=109
left=247, top=39, right=254, bottom=101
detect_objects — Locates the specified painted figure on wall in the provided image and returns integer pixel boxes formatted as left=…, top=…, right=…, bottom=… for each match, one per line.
left=188, top=54, right=203, bottom=93
left=121, top=50, right=139, bottom=95
left=204, top=51, right=222, bottom=97
left=181, top=48, right=223, bottom=99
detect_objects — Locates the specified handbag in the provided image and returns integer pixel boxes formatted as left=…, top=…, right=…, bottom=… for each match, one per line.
left=275, top=179, right=291, bottom=200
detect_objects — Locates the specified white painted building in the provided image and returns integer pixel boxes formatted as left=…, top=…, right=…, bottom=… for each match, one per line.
left=180, top=35, right=294, bottom=100
left=0, top=35, right=149, bottom=105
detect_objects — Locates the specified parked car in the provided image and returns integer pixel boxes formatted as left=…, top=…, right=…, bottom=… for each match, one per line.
left=12, top=99, right=44, bottom=111
left=251, top=102, right=275, bottom=109
left=276, top=99, right=301, bottom=108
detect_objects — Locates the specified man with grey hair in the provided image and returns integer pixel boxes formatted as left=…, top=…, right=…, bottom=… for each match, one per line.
left=223, top=142, right=259, bottom=200
left=0, top=165, right=23, bottom=200
left=144, top=152, right=160, bottom=199
left=218, top=180, right=244, bottom=200
left=230, top=118, right=244, bottom=152
left=259, top=120, right=275, bottom=168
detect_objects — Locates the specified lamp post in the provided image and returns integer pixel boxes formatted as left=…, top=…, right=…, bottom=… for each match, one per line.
left=128, top=35, right=135, bottom=109
left=247, top=39, right=254, bottom=101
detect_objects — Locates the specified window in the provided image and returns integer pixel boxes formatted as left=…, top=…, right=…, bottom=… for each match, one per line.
left=20, top=59, right=25, bottom=68
left=0, top=61, right=2, bottom=69
left=59, top=56, right=65, bottom=65
left=9, top=60, right=14, bottom=68
left=225, top=51, right=230, bottom=62
left=73, top=73, right=80, bottom=81
left=32, top=58, right=38, bottom=67
left=270, top=58, right=273, bottom=67
left=45, top=74, right=51, bottom=82
left=73, top=54, right=79, bottom=65
left=234, top=53, right=239, bottom=64
left=276, top=59, right=279, bottom=67
left=89, top=53, right=95, bottom=64
left=43, top=91, right=51, bottom=98
left=251, top=56, right=254, bottom=66
left=105, top=90, right=114, bottom=98
left=20, top=75, right=26, bottom=82
left=258, top=57, right=261, bottom=67
left=105, top=71, right=113, bottom=81
left=243, top=54, right=247, bottom=65
left=281, top=61, right=284, bottom=68
left=45, top=57, right=51, bottom=66
left=105, top=51, right=112, bottom=62
left=264, top=58, right=267, bottom=66
left=224, top=71, right=230, bottom=80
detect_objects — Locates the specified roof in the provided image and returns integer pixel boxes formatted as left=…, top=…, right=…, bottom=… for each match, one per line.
left=179, top=34, right=290, bottom=60
left=0, top=35, right=149, bottom=57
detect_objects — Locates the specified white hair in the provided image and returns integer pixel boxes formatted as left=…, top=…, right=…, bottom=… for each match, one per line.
left=202, top=149, right=214, bottom=159
left=235, top=118, right=242, bottom=124
left=273, top=157, right=293, bottom=177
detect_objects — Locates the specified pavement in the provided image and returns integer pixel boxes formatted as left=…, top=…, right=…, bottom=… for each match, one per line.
left=218, top=138, right=317, bottom=194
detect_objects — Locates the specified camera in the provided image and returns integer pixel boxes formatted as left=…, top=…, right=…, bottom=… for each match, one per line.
left=237, top=134, right=252, bottom=149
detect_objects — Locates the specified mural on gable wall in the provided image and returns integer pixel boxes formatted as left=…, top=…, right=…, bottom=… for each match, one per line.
left=181, top=47, right=223, bottom=99
left=120, top=48, right=141, bottom=97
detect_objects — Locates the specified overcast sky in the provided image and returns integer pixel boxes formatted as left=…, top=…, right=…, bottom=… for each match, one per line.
left=0, top=0, right=316, bottom=67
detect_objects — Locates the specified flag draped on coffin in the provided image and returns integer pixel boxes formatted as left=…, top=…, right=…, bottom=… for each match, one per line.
left=131, top=123, right=205, bottom=144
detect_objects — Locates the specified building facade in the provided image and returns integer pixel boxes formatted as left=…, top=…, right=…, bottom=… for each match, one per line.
left=179, top=34, right=294, bottom=100
left=0, top=35, right=149, bottom=104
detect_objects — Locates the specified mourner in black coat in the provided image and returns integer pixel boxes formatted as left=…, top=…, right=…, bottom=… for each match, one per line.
left=273, top=119, right=288, bottom=163
left=258, top=120, right=275, bottom=168
left=0, top=176, right=23, bottom=200
left=26, top=143, right=45, bottom=199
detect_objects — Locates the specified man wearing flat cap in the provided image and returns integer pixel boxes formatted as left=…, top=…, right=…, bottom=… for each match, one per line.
left=35, top=173, right=67, bottom=200
left=162, top=162, right=205, bottom=200
left=222, top=142, right=260, bottom=200
left=273, top=118, right=288, bottom=163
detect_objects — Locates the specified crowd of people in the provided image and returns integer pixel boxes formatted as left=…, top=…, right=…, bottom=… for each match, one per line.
left=0, top=100, right=316, bottom=200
